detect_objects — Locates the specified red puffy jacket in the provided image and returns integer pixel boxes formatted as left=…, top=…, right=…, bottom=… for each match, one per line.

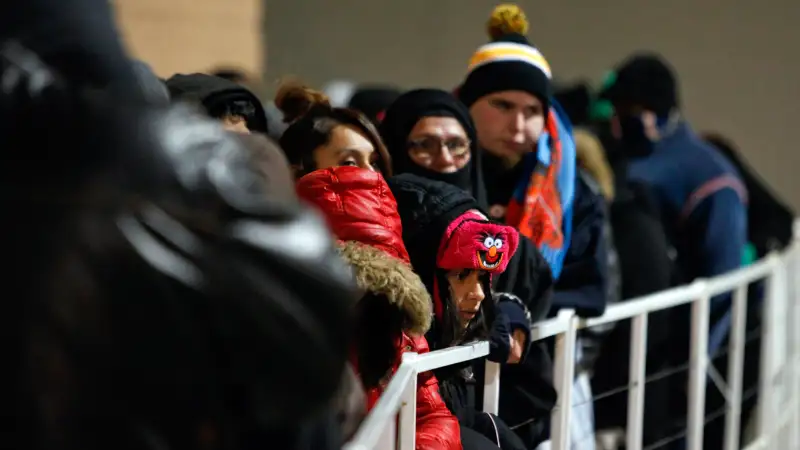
left=297, top=166, right=461, bottom=450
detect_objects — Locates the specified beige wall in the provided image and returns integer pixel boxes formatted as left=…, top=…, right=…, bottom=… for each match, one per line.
left=266, top=0, right=800, bottom=210
left=114, top=0, right=263, bottom=78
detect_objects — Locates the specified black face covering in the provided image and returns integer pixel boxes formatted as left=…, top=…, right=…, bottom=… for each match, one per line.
left=618, top=115, right=656, bottom=158
left=379, top=89, right=488, bottom=208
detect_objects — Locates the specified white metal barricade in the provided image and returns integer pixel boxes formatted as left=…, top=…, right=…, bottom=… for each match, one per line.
left=345, top=223, right=800, bottom=450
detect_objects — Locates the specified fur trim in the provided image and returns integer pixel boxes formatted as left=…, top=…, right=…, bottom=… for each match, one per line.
left=337, top=241, right=432, bottom=335
left=574, top=127, right=615, bottom=201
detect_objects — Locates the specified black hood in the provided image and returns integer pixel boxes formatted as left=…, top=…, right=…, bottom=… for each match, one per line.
left=165, top=73, right=268, bottom=133
left=387, top=174, right=490, bottom=349
left=380, top=89, right=488, bottom=209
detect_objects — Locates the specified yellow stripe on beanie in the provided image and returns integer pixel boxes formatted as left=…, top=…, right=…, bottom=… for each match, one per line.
left=468, top=43, right=551, bottom=78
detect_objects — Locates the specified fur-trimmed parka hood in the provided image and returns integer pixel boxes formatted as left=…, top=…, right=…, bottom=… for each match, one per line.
left=338, top=241, right=431, bottom=336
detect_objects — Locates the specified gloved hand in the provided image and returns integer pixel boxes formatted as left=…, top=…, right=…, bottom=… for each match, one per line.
left=488, top=293, right=534, bottom=364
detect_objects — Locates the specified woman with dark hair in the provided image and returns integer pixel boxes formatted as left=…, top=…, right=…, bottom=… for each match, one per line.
left=275, top=81, right=392, bottom=178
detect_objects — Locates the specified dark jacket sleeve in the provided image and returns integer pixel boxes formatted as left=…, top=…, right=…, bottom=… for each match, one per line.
left=709, top=140, right=794, bottom=255
left=686, top=189, right=747, bottom=282
left=550, top=174, right=609, bottom=318
left=685, top=187, right=748, bottom=355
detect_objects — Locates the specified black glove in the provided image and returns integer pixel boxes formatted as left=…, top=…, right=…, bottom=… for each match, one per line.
left=487, top=293, right=535, bottom=363
left=488, top=310, right=513, bottom=363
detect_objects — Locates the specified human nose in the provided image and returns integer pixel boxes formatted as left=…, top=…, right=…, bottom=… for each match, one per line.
left=436, top=145, right=455, bottom=166
left=359, top=161, right=377, bottom=172
left=468, top=279, right=485, bottom=304
left=510, top=112, right=526, bottom=144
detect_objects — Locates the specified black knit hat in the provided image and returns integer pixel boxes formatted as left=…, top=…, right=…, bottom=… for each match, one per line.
left=599, top=52, right=679, bottom=117
left=348, top=85, right=402, bottom=124
left=458, top=4, right=552, bottom=114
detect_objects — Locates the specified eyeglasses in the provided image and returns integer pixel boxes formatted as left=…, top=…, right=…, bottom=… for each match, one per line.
left=406, top=137, right=471, bottom=162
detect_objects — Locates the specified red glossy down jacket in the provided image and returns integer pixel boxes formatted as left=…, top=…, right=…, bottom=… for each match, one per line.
left=297, top=166, right=461, bottom=450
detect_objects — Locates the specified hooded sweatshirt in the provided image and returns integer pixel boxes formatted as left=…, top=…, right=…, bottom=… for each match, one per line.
left=165, top=73, right=268, bottom=133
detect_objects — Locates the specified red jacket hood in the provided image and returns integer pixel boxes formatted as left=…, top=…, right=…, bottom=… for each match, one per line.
left=296, top=167, right=410, bottom=263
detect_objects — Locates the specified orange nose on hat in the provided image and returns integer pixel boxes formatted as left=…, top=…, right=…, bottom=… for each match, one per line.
left=489, top=246, right=497, bottom=258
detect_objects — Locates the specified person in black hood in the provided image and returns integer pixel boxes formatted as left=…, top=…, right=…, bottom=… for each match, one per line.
left=389, top=174, right=556, bottom=449
left=380, top=88, right=488, bottom=209
left=165, top=73, right=268, bottom=134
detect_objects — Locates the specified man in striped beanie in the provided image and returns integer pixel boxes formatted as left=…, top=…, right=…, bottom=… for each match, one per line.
left=458, top=4, right=579, bottom=285
left=459, top=5, right=553, bottom=160
left=458, top=6, right=610, bottom=450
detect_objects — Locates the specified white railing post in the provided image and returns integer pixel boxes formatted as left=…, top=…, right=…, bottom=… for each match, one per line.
left=483, top=361, right=501, bottom=415
left=724, top=284, right=749, bottom=450
left=791, top=244, right=800, bottom=450
left=397, top=353, right=419, bottom=450
left=758, top=267, right=777, bottom=447
left=551, top=310, right=578, bottom=450
left=626, top=312, right=648, bottom=450
left=793, top=224, right=800, bottom=448
left=775, top=257, right=791, bottom=448
left=687, top=290, right=710, bottom=450
left=377, top=417, right=397, bottom=450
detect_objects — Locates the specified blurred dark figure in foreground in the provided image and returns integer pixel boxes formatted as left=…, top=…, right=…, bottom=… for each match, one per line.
left=0, top=34, right=358, bottom=450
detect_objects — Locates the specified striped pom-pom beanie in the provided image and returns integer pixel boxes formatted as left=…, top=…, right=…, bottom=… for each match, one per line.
left=459, top=4, right=552, bottom=115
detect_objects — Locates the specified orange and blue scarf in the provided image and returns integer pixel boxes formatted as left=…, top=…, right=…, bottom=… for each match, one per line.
left=505, top=101, right=576, bottom=279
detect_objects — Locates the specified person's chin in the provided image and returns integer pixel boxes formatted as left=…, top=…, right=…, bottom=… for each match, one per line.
left=492, top=141, right=530, bottom=156
left=484, top=143, right=515, bottom=159
left=435, top=166, right=460, bottom=174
